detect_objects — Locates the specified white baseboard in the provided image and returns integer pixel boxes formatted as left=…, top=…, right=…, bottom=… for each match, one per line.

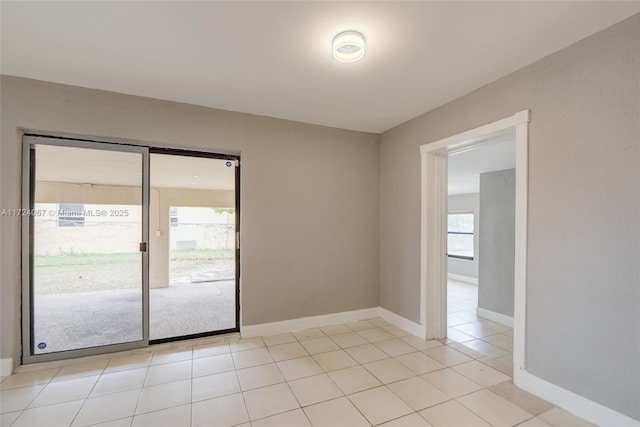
left=1, top=358, right=14, bottom=376
left=447, top=273, right=478, bottom=285
left=476, top=307, right=514, bottom=328
left=516, top=369, right=640, bottom=426
left=241, top=307, right=379, bottom=338
left=377, top=307, right=426, bottom=339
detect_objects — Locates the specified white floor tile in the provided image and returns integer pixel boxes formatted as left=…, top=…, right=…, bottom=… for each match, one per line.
left=518, top=417, right=553, bottom=427
left=242, top=383, right=299, bottom=420
left=135, top=379, right=191, bottom=415
left=236, top=363, right=284, bottom=391
left=192, top=371, right=240, bottom=402
left=0, top=411, right=22, bottom=426
left=312, top=350, right=358, bottom=372
left=262, top=333, right=297, bottom=347
left=131, top=404, right=191, bottom=427
left=299, top=337, right=339, bottom=355
left=72, top=389, right=141, bottom=426
left=192, top=353, right=235, bottom=377
left=277, top=357, right=324, bottom=381
left=459, top=339, right=509, bottom=358
left=345, top=320, right=377, bottom=332
left=91, top=367, right=148, bottom=397
left=231, top=348, right=273, bottom=369
left=251, top=408, right=311, bottom=427
left=424, top=346, right=473, bottom=366
left=419, top=400, right=492, bottom=427
left=320, top=324, right=352, bottom=336
left=144, top=360, right=191, bottom=387
left=267, top=342, right=308, bottom=362
left=228, top=337, right=265, bottom=353
left=150, top=349, right=192, bottom=366
left=382, top=325, right=411, bottom=338
left=288, top=374, right=343, bottom=406
left=374, top=339, right=416, bottom=357
left=387, top=377, right=450, bottom=411
left=192, top=392, right=249, bottom=427
left=0, top=369, right=59, bottom=391
left=0, top=385, right=45, bottom=413
left=344, top=344, right=389, bottom=364
left=29, top=375, right=98, bottom=408
left=400, top=336, right=443, bottom=351
left=458, top=389, right=532, bottom=426
left=12, top=399, right=83, bottom=427
left=88, top=418, right=133, bottom=427
left=357, top=328, right=394, bottom=343
left=422, top=368, right=482, bottom=398
left=538, top=407, right=595, bottom=427
left=193, top=341, right=230, bottom=359
left=52, top=360, right=108, bottom=382
left=378, top=412, right=433, bottom=427
left=348, top=386, right=413, bottom=425
left=363, top=358, right=415, bottom=384
left=452, top=361, right=510, bottom=387
left=292, top=329, right=326, bottom=341
left=104, top=354, right=152, bottom=373
left=329, top=332, right=368, bottom=349
left=303, top=396, right=370, bottom=427
left=327, top=365, right=382, bottom=395
left=394, top=352, right=446, bottom=375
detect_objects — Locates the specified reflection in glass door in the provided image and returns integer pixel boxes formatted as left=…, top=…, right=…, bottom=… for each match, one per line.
left=149, top=152, right=239, bottom=341
left=23, top=138, right=148, bottom=361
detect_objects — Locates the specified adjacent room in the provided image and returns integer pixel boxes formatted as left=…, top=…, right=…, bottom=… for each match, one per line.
left=1, top=2, right=638, bottom=427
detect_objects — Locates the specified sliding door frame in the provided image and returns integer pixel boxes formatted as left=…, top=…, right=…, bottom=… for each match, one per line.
left=148, top=147, right=241, bottom=344
left=21, top=135, right=150, bottom=364
left=21, top=136, right=241, bottom=363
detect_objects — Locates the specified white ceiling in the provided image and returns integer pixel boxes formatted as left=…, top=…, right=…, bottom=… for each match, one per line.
left=448, top=130, right=515, bottom=195
left=35, top=145, right=235, bottom=190
left=2, top=2, right=640, bottom=133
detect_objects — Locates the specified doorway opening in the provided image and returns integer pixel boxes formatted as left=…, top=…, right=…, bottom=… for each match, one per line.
left=419, top=110, right=529, bottom=383
left=446, top=132, right=516, bottom=366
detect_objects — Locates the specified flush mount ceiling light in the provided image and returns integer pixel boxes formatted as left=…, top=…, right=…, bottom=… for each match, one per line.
left=333, top=31, right=365, bottom=63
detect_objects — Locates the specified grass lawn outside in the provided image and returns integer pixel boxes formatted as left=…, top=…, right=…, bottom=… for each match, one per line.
left=34, top=249, right=235, bottom=294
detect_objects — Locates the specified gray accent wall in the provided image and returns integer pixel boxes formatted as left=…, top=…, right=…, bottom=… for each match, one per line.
left=0, top=76, right=380, bottom=367
left=478, top=169, right=515, bottom=317
left=447, top=193, right=479, bottom=280
left=380, top=15, right=639, bottom=419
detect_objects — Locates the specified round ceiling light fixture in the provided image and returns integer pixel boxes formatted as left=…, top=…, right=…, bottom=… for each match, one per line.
left=333, top=30, right=365, bottom=63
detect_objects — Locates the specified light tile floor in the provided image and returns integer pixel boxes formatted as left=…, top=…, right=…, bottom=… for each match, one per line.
left=1, top=290, right=594, bottom=426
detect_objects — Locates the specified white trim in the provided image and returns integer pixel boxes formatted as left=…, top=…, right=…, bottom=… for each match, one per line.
left=516, top=370, right=640, bottom=426
left=1, top=358, right=13, bottom=376
left=476, top=307, right=514, bottom=328
left=241, top=308, right=379, bottom=338
left=420, top=109, right=529, bottom=371
left=378, top=307, right=426, bottom=339
left=447, top=273, right=478, bottom=285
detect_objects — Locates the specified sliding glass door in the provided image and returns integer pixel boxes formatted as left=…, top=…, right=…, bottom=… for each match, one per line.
left=149, top=152, right=238, bottom=341
left=22, top=137, right=149, bottom=362
left=22, top=136, right=240, bottom=363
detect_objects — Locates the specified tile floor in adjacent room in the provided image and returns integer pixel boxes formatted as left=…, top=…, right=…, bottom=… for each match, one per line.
left=0, top=283, right=593, bottom=426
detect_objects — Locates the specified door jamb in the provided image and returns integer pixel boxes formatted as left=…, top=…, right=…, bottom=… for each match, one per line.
left=419, top=110, right=529, bottom=382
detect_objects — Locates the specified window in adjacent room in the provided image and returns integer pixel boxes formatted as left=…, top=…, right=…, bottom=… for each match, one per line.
left=58, top=203, right=85, bottom=227
left=448, top=212, right=474, bottom=260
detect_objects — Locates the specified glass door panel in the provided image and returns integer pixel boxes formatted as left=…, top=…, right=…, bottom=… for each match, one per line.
left=28, top=142, right=146, bottom=355
left=149, top=153, right=238, bottom=340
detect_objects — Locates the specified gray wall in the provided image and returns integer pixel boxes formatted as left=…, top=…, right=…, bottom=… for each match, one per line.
left=447, top=193, right=479, bottom=280
left=0, top=76, right=380, bottom=366
left=478, top=169, right=515, bottom=317
left=380, top=14, right=639, bottom=420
